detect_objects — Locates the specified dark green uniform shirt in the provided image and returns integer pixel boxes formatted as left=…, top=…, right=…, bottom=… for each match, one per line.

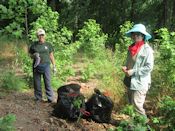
left=29, top=41, right=54, bottom=64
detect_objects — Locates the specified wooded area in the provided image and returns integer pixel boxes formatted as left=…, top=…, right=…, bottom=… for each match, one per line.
left=0, top=0, right=175, bottom=130
left=1, top=0, right=175, bottom=38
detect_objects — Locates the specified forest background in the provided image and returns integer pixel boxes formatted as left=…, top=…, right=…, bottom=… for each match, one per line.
left=0, top=0, right=175, bottom=130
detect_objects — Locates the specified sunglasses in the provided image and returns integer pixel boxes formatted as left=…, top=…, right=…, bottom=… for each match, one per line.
left=131, top=32, right=143, bottom=36
left=38, top=34, right=45, bottom=36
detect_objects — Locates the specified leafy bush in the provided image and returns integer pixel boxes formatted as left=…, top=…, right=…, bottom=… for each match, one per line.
left=77, top=19, right=108, bottom=58
left=81, top=62, right=96, bottom=82
left=0, top=0, right=48, bottom=38
left=116, top=21, right=133, bottom=53
left=154, top=28, right=175, bottom=87
left=76, top=49, right=125, bottom=105
left=29, top=7, right=59, bottom=42
left=14, top=42, right=33, bottom=84
left=120, top=105, right=136, bottom=117
left=0, top=114, right=16, bottom=131
left=114, top=105, right=152, bottom=131
left=0, top=71, right=26, bottom=90
left=158, top=96, right=175, bottom=129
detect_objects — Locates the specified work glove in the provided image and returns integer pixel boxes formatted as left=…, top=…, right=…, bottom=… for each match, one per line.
left=33, top=53, right=41, bottom=68
left=53, top=65, right=57, bottom=75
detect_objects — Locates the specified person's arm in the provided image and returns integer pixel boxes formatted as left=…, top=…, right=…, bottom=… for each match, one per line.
left=50, top=52, right=56, bottom=66
left=50, top=52, right=57, bottom=74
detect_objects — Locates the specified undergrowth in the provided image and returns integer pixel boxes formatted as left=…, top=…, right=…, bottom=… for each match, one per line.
left=0, top=114, right=16, bottom=131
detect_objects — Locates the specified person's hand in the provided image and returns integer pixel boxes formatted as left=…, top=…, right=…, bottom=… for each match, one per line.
left=122, top=66, right=127, bottom=73
left=53, top=65, right=57, bottom=74
left=125, top=70, right=130, bottom=77
left=122, top=66, right=132, bottom=77
left=126, top=69, right=133, bottom=77
left=33, top=53, right=41, bottom=68
left=33, top=53, right=39, bottom=58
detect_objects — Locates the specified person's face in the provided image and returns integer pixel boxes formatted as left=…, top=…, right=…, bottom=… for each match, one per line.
left=131, top=32, right=144, bottom=42
left=38, top=34, right=45, bottom=43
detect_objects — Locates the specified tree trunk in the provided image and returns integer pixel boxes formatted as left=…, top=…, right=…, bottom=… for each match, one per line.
left=171, top=0, right=175, bottom=29
left=47, top=0, right=56, bottom=10
left=130, top=0, right=136, bottom=21
left=162, top=0, right=168, bottom=26
left=25, top=8, right=28, bottom=38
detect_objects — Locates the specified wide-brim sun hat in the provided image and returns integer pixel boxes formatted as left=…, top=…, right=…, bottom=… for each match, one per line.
left=36, top=28, right=45, bottom=36
left=126, top=24, right=152, bottom=40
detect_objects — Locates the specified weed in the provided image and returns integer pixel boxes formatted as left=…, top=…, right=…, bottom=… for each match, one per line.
left=0, top=71, right=26, bottom=91
left=0, top=114, right=16, bottom=131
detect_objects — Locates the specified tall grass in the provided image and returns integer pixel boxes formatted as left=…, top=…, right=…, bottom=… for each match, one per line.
left=0, top=36, right=28, bottom=91
left=76, top=49, right=126, bottom=110
left=0, top=70, right=26, bottom=91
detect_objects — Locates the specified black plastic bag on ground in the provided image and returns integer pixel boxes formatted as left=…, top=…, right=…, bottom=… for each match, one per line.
left=85, top=89, right=114, bottom=123
left=53, top=84, right=86, bottom=120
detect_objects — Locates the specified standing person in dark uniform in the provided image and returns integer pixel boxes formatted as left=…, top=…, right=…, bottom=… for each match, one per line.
left=29, top=28, right=57, bottom=103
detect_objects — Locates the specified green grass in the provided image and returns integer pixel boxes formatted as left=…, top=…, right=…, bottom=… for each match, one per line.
left=0, top=114, right=16, bottom=131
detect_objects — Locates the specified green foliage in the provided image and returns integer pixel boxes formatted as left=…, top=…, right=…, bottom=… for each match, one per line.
left=14, top=43, right=33, bottom=83
left=151, top=117, right=160, bottom=124
left=0, top=0, right=48, bottom=38
left=158, top=96, right=175, bottom=129
left=72, top=96, right=84, bottom=109
left=51, top=76, right=63, bottom=89
left=29, top=7, right=59, bottom=42
left=153, top=28, right=175, bottom=87
left=52, top=41, right=80, bottom=88
left=120, top=105, right=136, bottom=117
left=59, top=0, right=91, bottom=32
left=0, top=114, right=16, bottom=131
left=59, top=0, right=173, bottom=35
left=0, top=71, right=26, bottom=91
left=77, top=19, right=108, bottom=58
left=77, top=49, right=125, bottom=102
left=94, top=49, right=125, bottom=98
left=116, top=21, right=133, bottom=53
left=115, top=105, right=151, bottom=131
left=81, top=63, right=96, bottom=82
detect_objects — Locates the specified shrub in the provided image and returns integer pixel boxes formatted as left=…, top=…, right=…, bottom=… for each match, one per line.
left=0, top=0, right=48, bottom=38
left=154, top=28, right=175, bottom=87
left=77, top=19, right=108, bottom=58
left=81, top=62, right=96, bottom=82
left=114, top=105, right=152, bottom=131
left=116, top=21, right=133, bottom=53
left=0, top=71, right=26, bottom=91
left=158, top=96, right=175, bottom=129
left=0, top=114, right=16, bottom=131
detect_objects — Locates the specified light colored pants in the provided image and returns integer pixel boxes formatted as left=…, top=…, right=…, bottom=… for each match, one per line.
left=128, top=89, right=148, bottom=115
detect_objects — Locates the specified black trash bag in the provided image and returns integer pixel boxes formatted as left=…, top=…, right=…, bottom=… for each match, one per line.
left=85, top=89, right=114, bottom=123
left=53, top=83, right=86, bottom=120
